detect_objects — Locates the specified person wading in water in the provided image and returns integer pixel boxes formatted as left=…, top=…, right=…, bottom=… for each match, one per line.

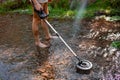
left=30, top=0, right=56, bottom=48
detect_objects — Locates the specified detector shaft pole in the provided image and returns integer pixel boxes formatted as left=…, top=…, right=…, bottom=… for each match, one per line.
left=44, top=20, right=78, bottom=57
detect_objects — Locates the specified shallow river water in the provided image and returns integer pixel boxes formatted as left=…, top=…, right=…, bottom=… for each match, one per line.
left=0, top=14, right=120, bottom=80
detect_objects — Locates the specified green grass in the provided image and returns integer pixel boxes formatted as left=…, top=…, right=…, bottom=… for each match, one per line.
left=111, top=41, right=120, bottom=49
left=49, top=7, right=76, bottom=18
left=0, top=0, right=32, bottom=14
left=84, top=0, right=111, bottom=18
left=0, top=0, right=120, bottom=19
left=11, top=5, right=33, bottom=14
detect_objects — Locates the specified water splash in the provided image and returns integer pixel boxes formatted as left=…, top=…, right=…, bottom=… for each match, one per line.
left=72, top=0, right=88, bottom=38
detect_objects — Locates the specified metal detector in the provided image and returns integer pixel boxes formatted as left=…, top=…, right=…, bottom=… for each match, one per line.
left=34, top=8, right=93, bottom=73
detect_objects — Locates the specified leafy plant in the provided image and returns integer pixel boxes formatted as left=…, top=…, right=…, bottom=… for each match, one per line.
left=22, top=0, right=27, bottom=4
left=110, top=0, right=120, bottom=9
left=50, top=0, right=69, bottom=9
left=111, top=41, right=120, bottom=49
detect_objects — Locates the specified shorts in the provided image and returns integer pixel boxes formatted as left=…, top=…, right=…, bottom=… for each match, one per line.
left=37, top=0, right=48, bottom=3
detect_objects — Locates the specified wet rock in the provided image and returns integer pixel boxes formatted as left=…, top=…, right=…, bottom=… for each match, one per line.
left=116, top=51, right=120, bottom=57
left=41, top=72, right=49, bottom=78
left=96, top=47, right=102, bottom=51
left=37, top=68, right=46, bottom=73
left=57, top=61, right=66, bottom=65
left=103, top=53, right=108, bottom=58
left=106, top=32, right=120, bottom=41
left=109, top=47, right=117, bottom=56
left=46, top=64, right=52, bottom=68
left=79, top=44, right=87, bottom=50
left=32, top=76, right=45, bottom=80
left=106, top=57, right=112, bottom=62
left=108, top=29, right=113, bottom=33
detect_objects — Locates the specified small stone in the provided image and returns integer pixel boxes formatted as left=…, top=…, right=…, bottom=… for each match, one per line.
left=57, top=61, right=66, bottom=65
left=109, top=48, right=117, bottom=55
left=81, top=76, right=89, bottom=80
left=97, top=47, right=102, bottom=51
left=46, top=64, right=52, bottom=68
left=41, top=72, right=49, bottom=78
left=103, top=53, right=108, bottom=58
left=106, top=58, right=112, bottom=62
left=37, top=68, right=46, bottom=73
left=108, top=29, right=112, bottom=32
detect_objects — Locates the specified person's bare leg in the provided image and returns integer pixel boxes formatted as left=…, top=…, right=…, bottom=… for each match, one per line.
left=41, top=19, right=59, bottom=40
left=32, top=17, right=48, bottom=48
left=41, top=19, right=51, bottom=39
left=41, top=3, right=58, bottom=40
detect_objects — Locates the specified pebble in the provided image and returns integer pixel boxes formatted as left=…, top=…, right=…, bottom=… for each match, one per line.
left=37, top=68, right=46, bottom=73
left=41, top=72, right=49, bottom=78
left=103, top=53, right=108, bottom=58
left=46, top=64, right=52, bottom=68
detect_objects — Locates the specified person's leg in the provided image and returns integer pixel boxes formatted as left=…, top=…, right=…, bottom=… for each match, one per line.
left=42, top=3, right=58, bottom=40
left=32, top=12, right=48, bottom=48
left=40, top=3, right=51, bottom=40
left=40, top=20, right=51, bottom=39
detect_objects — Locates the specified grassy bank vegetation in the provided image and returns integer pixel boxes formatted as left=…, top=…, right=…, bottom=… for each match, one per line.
left=0, top=0, right=120, bottom=48
left=0, top=0, right=120, bottom=19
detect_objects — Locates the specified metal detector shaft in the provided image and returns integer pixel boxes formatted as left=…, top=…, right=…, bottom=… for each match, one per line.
left=44, top=19, right=93, bottom=71
left=44, top=19, right=81, bottom=61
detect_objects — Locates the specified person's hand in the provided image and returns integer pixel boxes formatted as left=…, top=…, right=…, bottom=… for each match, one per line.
left=34, top=3, right=43, bottom=11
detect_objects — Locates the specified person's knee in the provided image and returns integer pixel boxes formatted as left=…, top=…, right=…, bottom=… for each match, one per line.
left=33, top=18, right=40, bottom=25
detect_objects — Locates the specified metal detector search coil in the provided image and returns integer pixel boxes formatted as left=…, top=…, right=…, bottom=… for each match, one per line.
left=76, top=60, right=92, bottom=74
left=77, top=60, right=92, bottom=70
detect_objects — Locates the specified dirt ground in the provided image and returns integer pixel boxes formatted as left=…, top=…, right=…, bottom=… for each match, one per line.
left=0, top=13, right=120, bottom=80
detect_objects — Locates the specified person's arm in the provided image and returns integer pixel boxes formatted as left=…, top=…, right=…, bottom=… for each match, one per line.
left=30, top=0, right=43, bottom=11
left=31, top=0, right=38, bottom=5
